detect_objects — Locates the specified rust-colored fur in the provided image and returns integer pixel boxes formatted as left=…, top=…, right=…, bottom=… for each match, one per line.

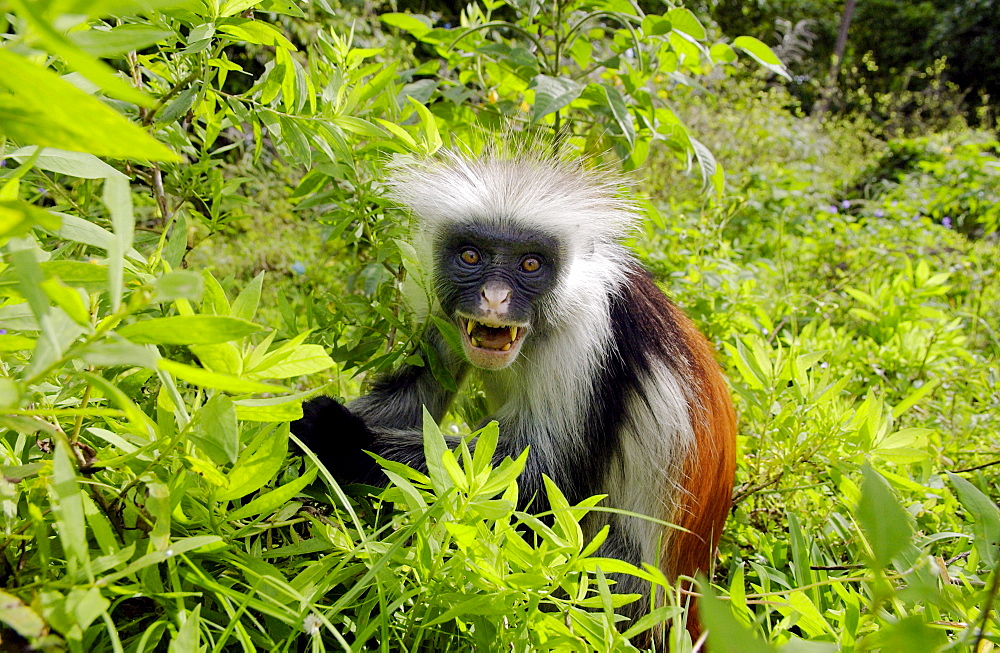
left=664, top=305, right=737, bottom=639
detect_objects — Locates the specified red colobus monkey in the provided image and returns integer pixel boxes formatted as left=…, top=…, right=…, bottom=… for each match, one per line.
left=293, top=153, right=736, bottom=639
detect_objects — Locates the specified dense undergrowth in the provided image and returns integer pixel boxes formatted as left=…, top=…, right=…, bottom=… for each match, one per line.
left=1, top=1, right=999, bottom=651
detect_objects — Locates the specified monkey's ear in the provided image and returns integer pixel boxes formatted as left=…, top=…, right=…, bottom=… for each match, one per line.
left=291, top=397, right=382, bottom=485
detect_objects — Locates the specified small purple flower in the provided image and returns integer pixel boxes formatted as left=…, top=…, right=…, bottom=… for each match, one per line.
left=291, top=261, right=306, bottom=275
left=841, top=200, right=851, bottom=209
left=823, top=205, right=838, bottom=214
left=0, top=329, right=6, bottom=335
left=874, top=209, right=885, bottom=217
left=0, top=159, right=6, bottom=168
left=942, top=217, right=952, bottom=228
left=891, top=201, right=898, bottom=207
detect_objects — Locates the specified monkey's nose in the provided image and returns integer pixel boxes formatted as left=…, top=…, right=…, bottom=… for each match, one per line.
left=481, top=284, right=512, bottom=312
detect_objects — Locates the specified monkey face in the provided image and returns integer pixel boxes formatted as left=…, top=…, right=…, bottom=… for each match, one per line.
left=434, top=223, right=560, bottom=370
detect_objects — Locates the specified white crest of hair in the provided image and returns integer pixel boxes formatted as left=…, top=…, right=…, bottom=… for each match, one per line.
left=387, top=149, right=640, bottom=266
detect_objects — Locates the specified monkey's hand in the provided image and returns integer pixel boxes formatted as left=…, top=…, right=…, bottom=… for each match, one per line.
left=291, top=396, right=384, bottom=486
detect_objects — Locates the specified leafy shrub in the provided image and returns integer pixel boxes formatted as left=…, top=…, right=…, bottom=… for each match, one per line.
left=377, top=0, right=788, bottom=184
left=851, top=132, right=1000, bottom=236
left=2, top=0, right=1000, bottom=650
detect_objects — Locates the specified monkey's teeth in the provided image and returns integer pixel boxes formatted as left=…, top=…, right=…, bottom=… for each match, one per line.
left=501, top=343, right=511, bottom=351
left=472, top=337, right=480, bottom=347
left=510, top=326, right=518, bottom=341
left=467, top=320, right=475, bottom=335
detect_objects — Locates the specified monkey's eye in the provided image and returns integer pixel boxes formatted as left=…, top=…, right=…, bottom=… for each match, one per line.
left=520, top=257, right=541, bottom=273
left=459, top=248, right=481, bottom=265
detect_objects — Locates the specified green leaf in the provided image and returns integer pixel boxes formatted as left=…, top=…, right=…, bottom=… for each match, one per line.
left=601, top=83, right=634, bottom=147
left=0, top=200, right=61, bottom=239
left=43, top=587, right=109, bottom=637
left=39, top=278, right=90, bottom=327
left=787, top=511, right=814, bottom=593
left=220, top=0, right=267, bottom=17
left=708, top=43, right=736, bottom=63
left=9, top=0, right=152, bottom=106
left=231, top=271, right=264, bottom=321
left=190, top=343, right=244, bottom=376
left=0, top=334, right=35, bottom=352
left=228, top=465, right=318, bottom=520
left=50, top=439, right=90, bottom=569
left=641, top=15, right=671, bottom=36
left=732, top=36, right=791, bottom=80
left=710, top=42, right=737, bottom=63
left=781, top=591, right=835, bottom=638
left=219, top=424, right=289, bottom=501
left=10, top=249, right=56, bottom=353
left=667, top=7, right=706, bottom=40
left=189, top=394, right=239, bottom=465
left=376, top=119, right=419, bottom=149
left=233, top=394, right=306, bottom=422
left=430, top=316, right=464, bottom=358
left=0, top=378, right=21, bottom=410
left=381, top=12, right=433, bottom=37
left=530, top=75, right=585, bottom=124
left=691, top=135, right=722, bottom=194
left=218, top=18, right=296, bottom=51
left=423, top=407, right=451, bottom=494
left=163, top=211, right=188, bottom=269
left=45, top=211, right=145, bottom=261
left=70, top=24, right=173, bottom=57
left=168, top=605, right=201, bottom=653
left=947, top=472, right=1000, bottom=568
left=892, top=379, right=940, bottom=418
left=471, top=420, right=499, bottom=475
left=0, top=50, right=177, bottom=161
left=543, top=475, right=582, bottom=549
left=422, top=341, right=457, bottom=393
left=699, top=580, right=777, bottom=653
left=0, top=260, right=109, bottom=295
left=103, top=173, right=133, bottom=312
left=856, top=465, right=913, bottom=569
left=158, top=359, right=286, bottom=394
left=724, top=338, right=769, bottom=390
left=78, top=334, right=159, bottom=368
left=0, top=590, right=47, bottom=640
left=258, top=0, right=305, bottom=16
left=246, top=344, right=334, bottom=379
left=97, top=536, right=222, bottom=585
left=201, top=270, right=232, bottom=315
left=118, top=316, right=264, bottom=345
left=152, top=270, right=204, bottom=302
left=407, top=97, right=442, bottom=155
left=8, top=146, right=127, bottom=180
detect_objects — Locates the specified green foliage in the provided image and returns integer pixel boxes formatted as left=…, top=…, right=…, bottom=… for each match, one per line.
left=2, top=0, right=1000, bottom=650
left=850, top=132, right=1000, bottom=236
left=379, top=0, right=785, bottom=184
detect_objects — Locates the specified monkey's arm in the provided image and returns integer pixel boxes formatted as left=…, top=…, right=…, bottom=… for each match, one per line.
left=291, top=329, right=468, bottom=485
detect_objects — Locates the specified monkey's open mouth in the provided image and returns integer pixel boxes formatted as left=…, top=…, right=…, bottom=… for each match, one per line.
left=458, top=316, right=527, bottom=369
left=463, top=318, right=524, bottom=351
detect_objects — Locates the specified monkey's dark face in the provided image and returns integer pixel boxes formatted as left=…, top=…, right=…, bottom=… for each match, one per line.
left=434, top=223, right=560, bottom=370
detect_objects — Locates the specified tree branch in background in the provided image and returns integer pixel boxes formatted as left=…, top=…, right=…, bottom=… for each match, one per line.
left=814, top=0, right=857, bottom=117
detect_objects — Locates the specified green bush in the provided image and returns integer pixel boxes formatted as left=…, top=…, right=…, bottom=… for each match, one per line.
left=2, top=0, right=999, bottom=650
left=850, top=132, right=1000, bottom=236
